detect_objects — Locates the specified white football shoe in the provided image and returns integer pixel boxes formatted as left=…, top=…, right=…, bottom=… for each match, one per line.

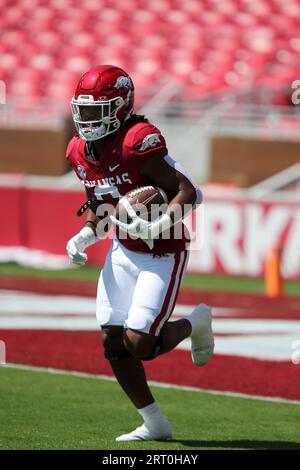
left=189, top=303, right=214, bottom=366
left=116, top=417, right=172, bottom=442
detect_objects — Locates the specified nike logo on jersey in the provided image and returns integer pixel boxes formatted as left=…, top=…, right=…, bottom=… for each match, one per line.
left=109, top=164, right=121, bottom=172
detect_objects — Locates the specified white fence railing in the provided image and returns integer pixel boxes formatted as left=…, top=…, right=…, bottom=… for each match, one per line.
left=1, top=84, right=300, bottom=136
left=248, top=163, right=300, bottom=198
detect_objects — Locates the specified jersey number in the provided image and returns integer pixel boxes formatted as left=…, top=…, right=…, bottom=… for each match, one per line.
left=94, top=184, right=121, bottom=201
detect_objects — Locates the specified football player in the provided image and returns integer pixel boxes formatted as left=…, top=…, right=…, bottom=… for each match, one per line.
left=66, top=65, right=214, bottom=442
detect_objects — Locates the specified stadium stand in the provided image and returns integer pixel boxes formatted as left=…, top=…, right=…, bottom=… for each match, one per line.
left=1, top=0, right=300, bottom=108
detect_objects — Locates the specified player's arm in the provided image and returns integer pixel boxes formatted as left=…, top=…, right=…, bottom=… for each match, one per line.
left=84, top=209, right=100, bottom=234
left=110, top=124, right=202, bottom=243
left=66, top=186, right=115, bottom=265
left=111, top=156, right=201, bottom=244
left=140, top=156, right=198, bottom=224
left=83, top=187, right=101, bottom=234
left=66, top=189, right=100, bottom=266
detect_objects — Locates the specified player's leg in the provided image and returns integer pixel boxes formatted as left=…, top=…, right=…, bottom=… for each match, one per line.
left=160, top=304, right=214, bottom=366
left=124, top=250, right=190, bottom=357
left=115, top=250, right=190, bottom=442
left=102, top=327, right=172, bottom=442
left=116, top=251, right=213, bottom=442
left=124, top=249, right=214, bottom=364
left=124, top=306, right=214, bottom=364
left=97, top=242, right=154, bottom=407
left=124, top=319, right=191, bottom=358
left=98, top=244, right=213, bottom=441
left=120, top=304, right=214, bottom=441
left=96, top=241, right=171, bottom=441
left=101, top=326, right=155, bottom=409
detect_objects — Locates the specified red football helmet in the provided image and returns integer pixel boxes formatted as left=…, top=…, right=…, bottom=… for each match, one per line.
left=71, top=65, right=135, bottom=141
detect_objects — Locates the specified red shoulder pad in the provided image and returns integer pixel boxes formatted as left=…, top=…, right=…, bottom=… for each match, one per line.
left=125, top=122, right=168, bottom=159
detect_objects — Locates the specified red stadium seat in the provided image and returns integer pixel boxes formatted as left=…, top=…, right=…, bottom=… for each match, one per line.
left=1, top=0, right=300, bottom=105
left=9, top=80, right=41, bottom=97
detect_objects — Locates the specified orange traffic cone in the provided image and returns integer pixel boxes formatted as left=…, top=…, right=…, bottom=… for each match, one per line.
left=265, top=243, right=283, bottom=297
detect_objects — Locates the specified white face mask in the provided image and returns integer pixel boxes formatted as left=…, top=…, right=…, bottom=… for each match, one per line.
left=70, top=96, right=125, bottom=141
left=79, top=123, right=108, bottom=141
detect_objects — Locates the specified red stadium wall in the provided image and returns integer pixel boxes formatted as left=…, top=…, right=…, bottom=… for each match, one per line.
left=189, top=192, right=300, bottom=280
left=0, top=185, right=110, bottom=266
left=1, top=185, right=300, bottom=279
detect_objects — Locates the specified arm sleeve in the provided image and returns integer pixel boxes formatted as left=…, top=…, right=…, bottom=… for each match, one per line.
left=163, top=154, right=203, bottom=208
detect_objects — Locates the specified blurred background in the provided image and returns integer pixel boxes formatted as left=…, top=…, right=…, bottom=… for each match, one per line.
left=0, top=0, right=300, bottom=283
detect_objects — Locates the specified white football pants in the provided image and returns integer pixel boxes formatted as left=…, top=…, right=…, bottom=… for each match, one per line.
left=96, top=238, right=189, bottom=336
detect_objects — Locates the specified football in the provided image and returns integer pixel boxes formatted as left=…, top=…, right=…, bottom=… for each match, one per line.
left=115, top=186, right=168, bottom=224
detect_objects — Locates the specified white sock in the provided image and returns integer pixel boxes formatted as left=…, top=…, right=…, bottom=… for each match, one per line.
left=137, top=402, right=164, bottom=424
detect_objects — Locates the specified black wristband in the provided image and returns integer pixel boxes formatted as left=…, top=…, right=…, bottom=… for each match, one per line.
left=77, top=197, right=97, bottom=217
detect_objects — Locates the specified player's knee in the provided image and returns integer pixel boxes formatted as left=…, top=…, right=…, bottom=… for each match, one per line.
left=101, top=327, right=122, bottom=349
left=101, top=327, right=131, bottom=362
left=125, top=341, right=152, bottom=359
left=123, top=329, right=159, bottom=360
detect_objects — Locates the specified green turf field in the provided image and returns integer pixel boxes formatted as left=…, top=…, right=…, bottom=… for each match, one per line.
left=0, top=367, right=300, bottom=450
left=0, top=262, right=299, bottom=295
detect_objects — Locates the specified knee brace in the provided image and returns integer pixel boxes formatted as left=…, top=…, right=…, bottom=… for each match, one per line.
left=104, top=348, right=132, bottom=362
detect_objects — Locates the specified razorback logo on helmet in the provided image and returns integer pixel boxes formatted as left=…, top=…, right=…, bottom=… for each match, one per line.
left=114, top=76, right=132, bottom=90
left=139, top=133, right=161, bottom=151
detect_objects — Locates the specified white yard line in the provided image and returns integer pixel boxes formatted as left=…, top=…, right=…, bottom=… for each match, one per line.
left=0, top=290, right=96, bottom=315
left=3, top=362, right=300, bottom=406
left=0, top=290, right=265, bottom=317
left=1, top=290, right=299, bottom=360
